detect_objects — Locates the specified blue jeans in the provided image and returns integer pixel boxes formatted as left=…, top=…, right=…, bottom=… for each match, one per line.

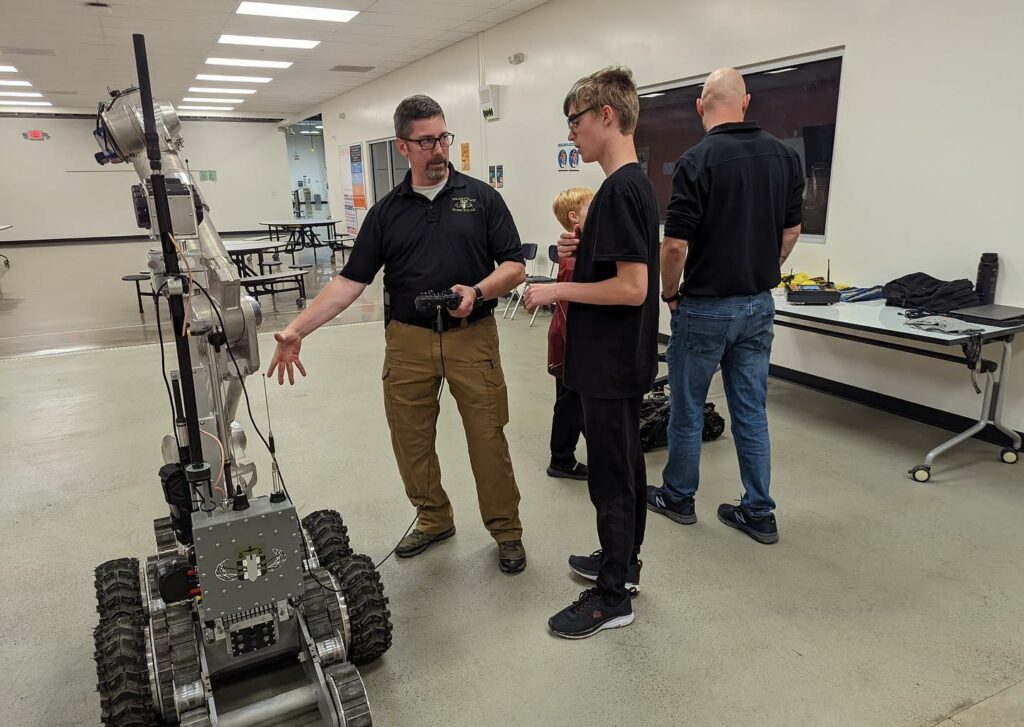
left=662, top=292, right=776, bottom=515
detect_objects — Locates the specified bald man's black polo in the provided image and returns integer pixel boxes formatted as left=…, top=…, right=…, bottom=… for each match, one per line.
left=665, top=121, right=804, bottom=297
left=341, top=164, right=524, bottom=325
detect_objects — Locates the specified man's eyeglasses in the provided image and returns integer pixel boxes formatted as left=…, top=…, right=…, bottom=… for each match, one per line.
left=402, top=132, right=455, bottom=150
left=566, top=106, right=597, bottom=131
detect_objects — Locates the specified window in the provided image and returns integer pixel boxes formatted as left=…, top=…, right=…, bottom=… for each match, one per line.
left=634, top=55, right=842, bottom=237
left=369, top=138, right=409, bottom=203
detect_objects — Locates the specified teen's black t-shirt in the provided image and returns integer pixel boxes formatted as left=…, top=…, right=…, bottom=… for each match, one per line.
left=563, top=162, right=660, bottom=399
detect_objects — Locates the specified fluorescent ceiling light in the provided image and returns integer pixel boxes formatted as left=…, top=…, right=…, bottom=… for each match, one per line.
left=236, top=2, right=359, bottom=23
left=219, top=34, right=319, bottom=49
left=0, top=100, right=51, bottom=106
left=189, top=86, right=257, bottom=94
left=0, top=66, right=18, bottom=73
left=206, top=57, right=292, bottom=69
left=0, top=80, right=32, bottom=87
left=196, top=74, right=272, bottom=83
left=315, top=125, right=323, bottom=129
left=639, top=92, right=664, bottom=98
left=179, top=105, right=236, bottom=111
left=183, top=97, right=243, bottom=103
left=0, top=91, right=43, bottom=97
left=766, top=67, right=798, bottom=75
left=300, top=130, right=320, bottom=135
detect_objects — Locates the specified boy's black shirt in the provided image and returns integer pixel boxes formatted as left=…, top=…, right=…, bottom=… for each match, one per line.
left=564, top=162, right=660, bottom=399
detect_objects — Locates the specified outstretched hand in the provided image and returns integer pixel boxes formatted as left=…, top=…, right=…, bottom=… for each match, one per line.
left=266, top=329, right=307, bottom=385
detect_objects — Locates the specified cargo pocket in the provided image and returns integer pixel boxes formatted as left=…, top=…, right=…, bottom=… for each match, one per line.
left=685, top=312, right=734, bottom=355
left=482, top=366, right=510, bottom=428
left=381, top=366, right=394, bottom=427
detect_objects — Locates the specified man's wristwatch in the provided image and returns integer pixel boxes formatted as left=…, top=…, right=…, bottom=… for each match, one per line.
left=661, top=290, right=682, bottom=303
left=472, top=285, right=485, bottom=309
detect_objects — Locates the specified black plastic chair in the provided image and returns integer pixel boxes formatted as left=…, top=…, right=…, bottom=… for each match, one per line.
left=503, top=243, right=539, bottom=319
left=506, top=243, right=558, bottom=324
left=525, top=244, right=563, bottom=326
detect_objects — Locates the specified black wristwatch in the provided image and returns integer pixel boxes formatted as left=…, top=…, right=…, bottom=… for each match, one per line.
left=661, top=290, right=682, bottom=303
left=472, top=285, right=485, bottom=308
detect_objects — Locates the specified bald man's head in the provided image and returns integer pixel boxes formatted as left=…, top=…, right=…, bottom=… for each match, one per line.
left=696, top=68, right=749, bottom=128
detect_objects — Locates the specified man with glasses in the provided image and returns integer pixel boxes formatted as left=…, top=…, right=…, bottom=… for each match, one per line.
left=267, top=95, right=529, bottom=574
left=525, top=67, right=660, bottom=638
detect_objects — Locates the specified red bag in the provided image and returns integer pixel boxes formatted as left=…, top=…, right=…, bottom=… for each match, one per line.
left=547, top=256, right=575, bottom=377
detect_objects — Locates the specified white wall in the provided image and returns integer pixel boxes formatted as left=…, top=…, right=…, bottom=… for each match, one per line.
left=313, top=38, right=485, bottom=236
left=0, top=117, right=292, bottom=241
left=307, top=0, right=1024, bottom=430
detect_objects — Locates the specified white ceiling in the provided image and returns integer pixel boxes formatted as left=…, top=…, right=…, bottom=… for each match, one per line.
left=0, top=0, right=548, bottom=116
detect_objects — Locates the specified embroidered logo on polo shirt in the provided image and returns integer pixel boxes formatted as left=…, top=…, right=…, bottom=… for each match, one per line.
left=451, top=196, right=478, bottom=212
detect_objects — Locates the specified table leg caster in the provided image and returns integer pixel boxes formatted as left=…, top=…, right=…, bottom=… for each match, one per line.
left=909, top=465, right=931, bottom=482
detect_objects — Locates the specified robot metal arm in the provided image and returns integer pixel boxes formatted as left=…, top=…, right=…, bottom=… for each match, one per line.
left=95, top=82, right=263, bottom=505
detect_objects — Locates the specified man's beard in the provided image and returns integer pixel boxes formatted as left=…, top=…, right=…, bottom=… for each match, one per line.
left=425, top=156, right=447, bottom=181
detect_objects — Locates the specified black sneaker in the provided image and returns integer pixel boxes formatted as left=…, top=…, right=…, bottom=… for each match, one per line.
left=567, top=550, right=641, bottom=595
left=546, top=461, right=588, bottom=481
left=646, top=486, right=697, bottom=525
left=548, top=588, right=634, bottom=639
left=717, top=504, right=778, bottom=544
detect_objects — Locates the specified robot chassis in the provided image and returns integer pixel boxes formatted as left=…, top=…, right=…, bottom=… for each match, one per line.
left=90, top=35, right=392, bottom=727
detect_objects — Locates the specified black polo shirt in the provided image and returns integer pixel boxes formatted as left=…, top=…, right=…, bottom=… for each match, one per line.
left=665, top=121, right=805, bottom=297
left=564, top=162, right=660, bottom=399
left=341, top=164, right=524, bottom=324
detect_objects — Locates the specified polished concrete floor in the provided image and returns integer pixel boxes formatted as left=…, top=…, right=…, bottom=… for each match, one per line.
left=1, top=242, right=1023, bottom=726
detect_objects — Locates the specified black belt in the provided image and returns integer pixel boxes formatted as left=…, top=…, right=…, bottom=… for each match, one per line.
left=393, top=307, right=493, bottom=332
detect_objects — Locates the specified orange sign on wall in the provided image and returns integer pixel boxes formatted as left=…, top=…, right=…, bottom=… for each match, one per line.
left=349, top=143, right=366, bottom=209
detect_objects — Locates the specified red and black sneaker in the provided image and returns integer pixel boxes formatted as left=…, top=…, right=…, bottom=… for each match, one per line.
left=548, top=588, right=634, bottom=639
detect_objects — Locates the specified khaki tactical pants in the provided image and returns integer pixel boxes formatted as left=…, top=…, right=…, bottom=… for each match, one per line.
left=382, top=316, right=523, bottom=542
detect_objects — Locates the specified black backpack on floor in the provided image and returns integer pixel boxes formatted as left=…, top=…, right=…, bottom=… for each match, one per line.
left=639, top=397, right=725, bottom=452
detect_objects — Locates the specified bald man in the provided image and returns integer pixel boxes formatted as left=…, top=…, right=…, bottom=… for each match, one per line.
left=647, top=67, right=805, bottom=545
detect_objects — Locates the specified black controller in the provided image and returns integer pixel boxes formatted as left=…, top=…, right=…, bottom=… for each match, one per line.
left=414, top=289, right=462, bottom=315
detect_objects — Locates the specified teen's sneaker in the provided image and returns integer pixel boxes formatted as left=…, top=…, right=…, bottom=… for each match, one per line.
left=546, top=461, right=588, bottom=481
left=395, top=526, right=456, bottom=558
left=567, top=550, right=641, bottom=595
left=646, top=486, right=697, bottom=525
left=717, top=504, right=779, bottom=544
left=548, top=588, right=634, bottom=639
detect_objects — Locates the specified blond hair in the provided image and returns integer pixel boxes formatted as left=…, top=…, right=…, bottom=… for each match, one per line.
left=552, top=187, right=595, bottom=231
left=563, top=66, right=640, bottom=134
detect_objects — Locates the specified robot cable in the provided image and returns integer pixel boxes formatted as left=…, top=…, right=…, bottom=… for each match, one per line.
left=187, top=277, right=447, bottom=595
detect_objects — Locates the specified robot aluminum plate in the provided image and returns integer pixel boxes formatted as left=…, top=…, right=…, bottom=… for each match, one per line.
left=192, top=495, right=305, bottom=620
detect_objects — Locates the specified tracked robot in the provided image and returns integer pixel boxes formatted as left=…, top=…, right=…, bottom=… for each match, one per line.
left=89, top=34, right=392, bottom=727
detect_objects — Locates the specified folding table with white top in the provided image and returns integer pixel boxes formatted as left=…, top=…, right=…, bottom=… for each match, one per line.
left=773, top=295, right=1023, bottom=481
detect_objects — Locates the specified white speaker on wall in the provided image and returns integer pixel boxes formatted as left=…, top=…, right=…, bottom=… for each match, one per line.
left=479, top=85, right=500, bottom=121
